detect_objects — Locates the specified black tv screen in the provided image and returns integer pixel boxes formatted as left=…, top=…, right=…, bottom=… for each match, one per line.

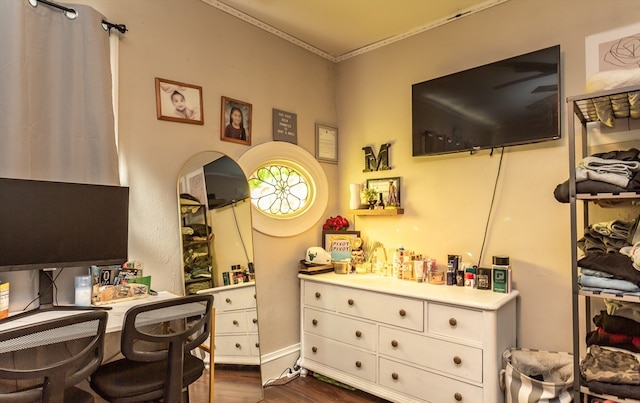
left=0, top=178, right=129, bottom=271
left=203, top=156, right=249, bottom=209
left=412, top=45, right=560, bottom=156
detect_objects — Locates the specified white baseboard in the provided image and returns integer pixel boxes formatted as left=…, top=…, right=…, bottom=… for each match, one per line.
left=260, top=343, right=301, bottom=385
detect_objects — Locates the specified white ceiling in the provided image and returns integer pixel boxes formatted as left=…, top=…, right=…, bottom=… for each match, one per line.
left=202, top=0, right=508, bottom=62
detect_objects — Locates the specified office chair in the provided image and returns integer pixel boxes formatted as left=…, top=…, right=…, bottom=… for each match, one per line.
left=90, top=294, right=213, bottom=403
left=0, top=310, right=108, bottom=403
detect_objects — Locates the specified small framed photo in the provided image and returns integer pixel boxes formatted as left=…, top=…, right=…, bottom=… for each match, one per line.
left=366, top=177, right=401, bottom=207
left=155, top=77, right=203, bottom=125
left=322, top=230, right=360, bottom=261
left=221, top=96, right=252, bottom=146
left=316, top=124, right=338, bottom=164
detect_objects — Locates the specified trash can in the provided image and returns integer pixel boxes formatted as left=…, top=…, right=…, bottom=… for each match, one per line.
left=500, top=348, right=574, bottom=403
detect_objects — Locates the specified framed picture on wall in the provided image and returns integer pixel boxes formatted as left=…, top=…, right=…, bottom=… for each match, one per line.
left=315, top=124, right=338, bottom=164
left=221, top=96, right=252, bottom=146
left=155, top=77, right=203, bottom=125
left=322, top=230, right=360, bottom=261
left=366, top=177, right=401, bottom=207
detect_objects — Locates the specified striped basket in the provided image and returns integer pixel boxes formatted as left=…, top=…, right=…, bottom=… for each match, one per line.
left=500, top=348, right=574, bottom=403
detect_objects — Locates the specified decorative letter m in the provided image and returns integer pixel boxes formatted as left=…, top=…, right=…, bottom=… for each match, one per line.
left=362, top=143, right=391, bottom=172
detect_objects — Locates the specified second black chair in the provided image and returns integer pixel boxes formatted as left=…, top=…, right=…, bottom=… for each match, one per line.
left=90, top=294, right=214, bottom=403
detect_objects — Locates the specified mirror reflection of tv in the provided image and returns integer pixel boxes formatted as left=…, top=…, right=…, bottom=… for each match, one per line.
left=412, top=45, right=561, bottom=156
left=203, top=156, right=249, bottom=209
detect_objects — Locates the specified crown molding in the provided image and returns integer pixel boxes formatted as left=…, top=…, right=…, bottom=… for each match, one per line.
left=201, top=0, right=509, bottom=63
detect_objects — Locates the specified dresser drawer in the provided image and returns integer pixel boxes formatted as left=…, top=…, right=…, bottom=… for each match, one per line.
left=303, top=281, right=338, bottom=311
left=336, top=288, right=423, bottom=331
left=380, top=357, right=483, bottom=403
left=379, top=327, right=483, bottom=382
left=303, top=333, right=376, bottom=382
left=215, top=334, right=251, bottom=357
left=304, top=308, right=376, bottom=351
left=216, top=311, right=248, bottom=334
left=215, top=286, right=256, bottom=311
left=428, top=303, right=483, bottom=344
left=246, top=309, right=259, bottom=332
left=248, top=334, right=260, bottom=356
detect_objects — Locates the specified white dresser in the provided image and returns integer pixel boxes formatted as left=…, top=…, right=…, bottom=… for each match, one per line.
left=207, top=282, right=260, bottom=365
left=299, top=273, right=518, bottom=403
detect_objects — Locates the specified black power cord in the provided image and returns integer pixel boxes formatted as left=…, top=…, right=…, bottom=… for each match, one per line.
left=477, top=147, right=505, bottom=267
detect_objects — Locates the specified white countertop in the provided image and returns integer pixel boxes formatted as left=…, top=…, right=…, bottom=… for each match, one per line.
left=0, top=291, right=178, bottom=333
left=299, top=272, right=518, bottom=311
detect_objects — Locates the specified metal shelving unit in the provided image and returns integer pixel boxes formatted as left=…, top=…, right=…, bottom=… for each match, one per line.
left=567, top=85, right=640, bottom=403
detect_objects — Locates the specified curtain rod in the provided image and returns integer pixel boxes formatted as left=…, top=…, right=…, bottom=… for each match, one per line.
left=31, top=0, right=127, bottom=34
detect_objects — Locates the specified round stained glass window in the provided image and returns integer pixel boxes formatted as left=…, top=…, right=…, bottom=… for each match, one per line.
left=248, top=161, right=313, bottom=218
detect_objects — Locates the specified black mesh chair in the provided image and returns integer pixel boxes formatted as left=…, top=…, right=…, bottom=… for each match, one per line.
left=0, top=310, right=108, bottom=403
left=90, top=294, right=213, bottom=402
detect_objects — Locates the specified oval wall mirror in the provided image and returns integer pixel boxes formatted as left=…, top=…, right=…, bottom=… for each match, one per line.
left=177, top=151, right=263, bottom=402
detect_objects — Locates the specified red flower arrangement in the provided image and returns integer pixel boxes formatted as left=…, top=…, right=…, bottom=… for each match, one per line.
left=322, top=215, right=349, bottom=231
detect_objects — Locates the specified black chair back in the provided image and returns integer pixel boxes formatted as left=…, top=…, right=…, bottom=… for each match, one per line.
left=0, top=310, right=107, bottom=402
left=119, top=294, right=213, bottom=402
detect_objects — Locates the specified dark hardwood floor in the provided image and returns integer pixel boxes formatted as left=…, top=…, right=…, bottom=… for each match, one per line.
left=190, top=366, right=391, bottom=402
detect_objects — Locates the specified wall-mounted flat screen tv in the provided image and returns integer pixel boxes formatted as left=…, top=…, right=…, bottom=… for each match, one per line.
left=203, top=156, right=249, bottom=210
left=412, top=45, right=560, bottom=156
left=0, top=178, right=129, bottom=271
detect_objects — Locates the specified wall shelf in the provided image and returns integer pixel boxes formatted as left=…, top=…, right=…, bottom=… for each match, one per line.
left=349, top=208, right=404, bottom=216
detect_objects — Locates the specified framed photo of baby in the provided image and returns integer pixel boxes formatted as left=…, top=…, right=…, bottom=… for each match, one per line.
left=221, top=96, right=252, bottom=146
left=155, top=77, right=203, bottom=125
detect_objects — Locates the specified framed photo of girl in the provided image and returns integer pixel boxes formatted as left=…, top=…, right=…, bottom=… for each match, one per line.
left=155, top=77, right=203, bottom=125
left=221, top=96, right=252, bottom=146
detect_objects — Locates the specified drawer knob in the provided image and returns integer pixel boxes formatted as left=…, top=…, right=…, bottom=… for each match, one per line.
left=355, top=330, right=362, bottom=338
left=355, top=361, right=362, bottom=368
left=232, top=320, right=239, bottom=325
left=254, top=294, right=256, bottom=299
left=449, top=318, right=457, bottom=327
left=235, top=343, right=241, bottom=349
left=312, top=346, right=318, bottom=353
left=315, top=292, right=321, bottom=299
left=391, top=340, right=398, bottom=348
left=399, top=309, right=406, bottom=317
left=312, top=319, right=318, bottom=326
left=255, top=342, right=260, bottom=348
left=391, top=372, right=399, bottom=380
left=348, top=298, right=354, bottom=306
left=226, top=298, right=232, bottom=304
left=253, top=318, right=258, bottom=324
left=453, top=356, right=462, bottom=365
left=454, top=392, right=462, bottom=401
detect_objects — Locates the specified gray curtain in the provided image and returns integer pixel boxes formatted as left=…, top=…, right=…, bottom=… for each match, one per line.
left=0, top=0, right=119, bottom=185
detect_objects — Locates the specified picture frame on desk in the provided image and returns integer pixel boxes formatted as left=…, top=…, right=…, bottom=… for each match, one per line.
left=322, top=230, right=360, bottom=262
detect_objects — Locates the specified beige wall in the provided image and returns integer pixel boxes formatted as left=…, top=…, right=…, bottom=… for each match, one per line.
left=336, top=0, right=640, bottom=352
left=69, top=0, right=338, bottom=376
left=66, top=0, right=640, bottom=377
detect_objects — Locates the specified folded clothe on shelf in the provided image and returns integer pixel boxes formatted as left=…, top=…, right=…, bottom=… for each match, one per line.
left=594, top=310, right=640, bottom=337
left=553, top=149, right=640, bottom=203
left=580, top=287, right=640, bottom=297
left=578, top=253, right=640, bottom=285
left=591, top=219, right=633, bottom=240
left=579, top=275, right=640, bottom=292
left=580, top=345, right=640, bottom=385
left=605, top=299, right=640, bottom=323
left=586, top=327, right=640, bottom=353
left=580, top=268, right=614, bottom=278
left=619, top=243, right=640, bottom=271
left=584, top=379, right=640, bottom=400
left=578, top=231, right=630, bottom=254
left=576, top=156, right=640, bottom=188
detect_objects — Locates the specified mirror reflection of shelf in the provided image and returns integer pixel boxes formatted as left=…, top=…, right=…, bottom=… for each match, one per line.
left=349, top=208, right=404, bottom=216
